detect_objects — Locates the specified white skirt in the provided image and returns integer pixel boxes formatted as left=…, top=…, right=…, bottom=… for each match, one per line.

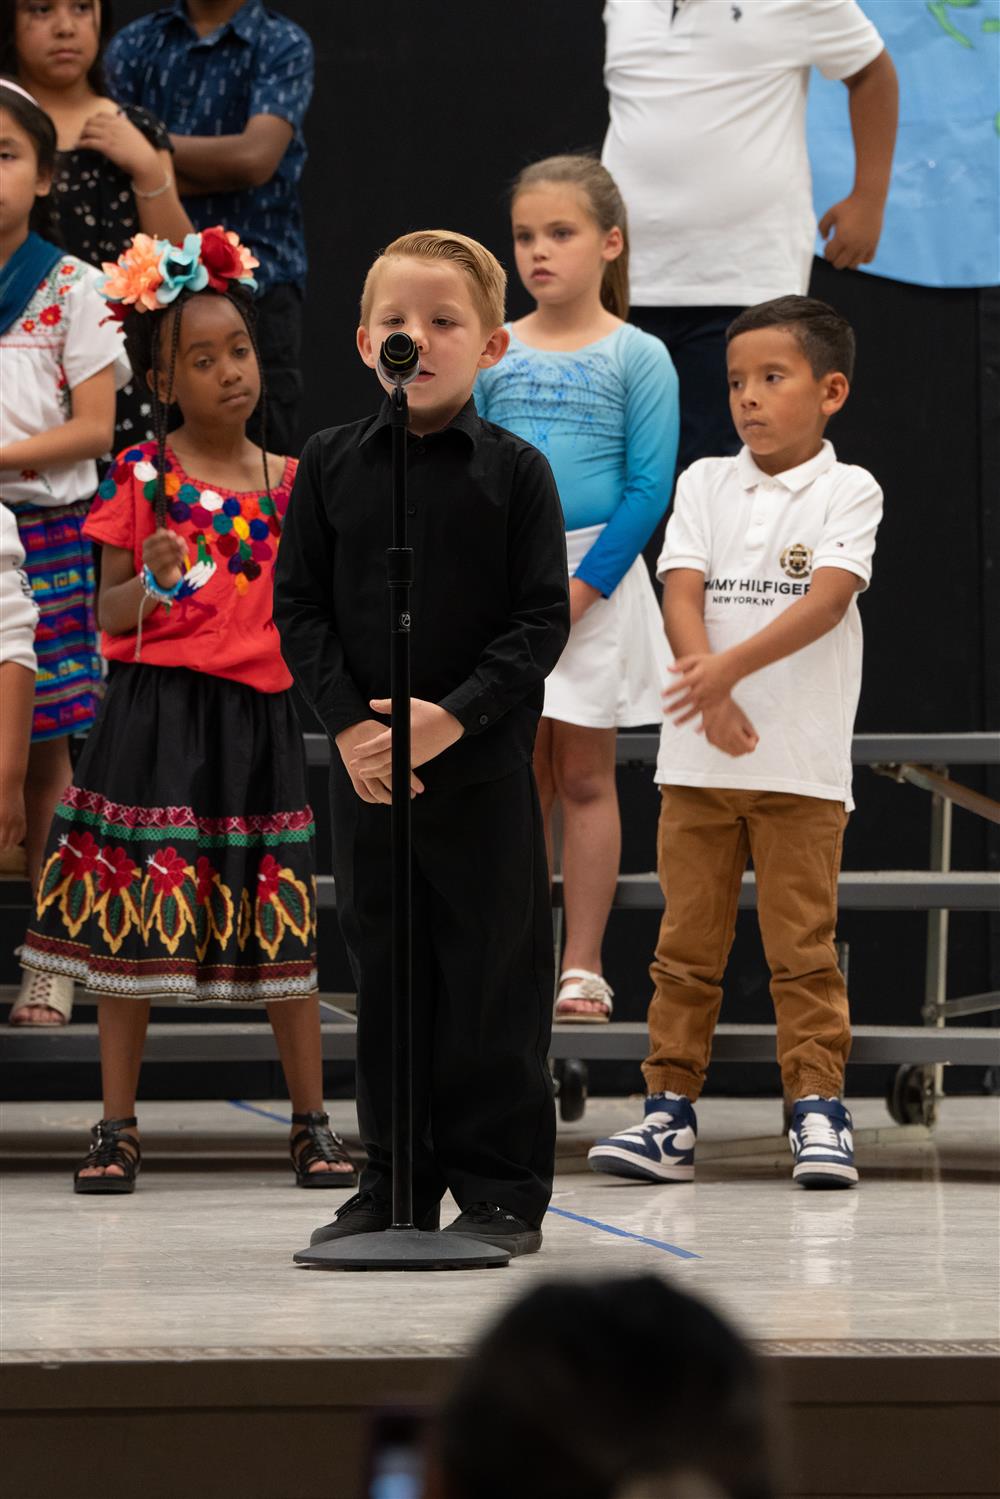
left=544, top=524, right=671, bottom=730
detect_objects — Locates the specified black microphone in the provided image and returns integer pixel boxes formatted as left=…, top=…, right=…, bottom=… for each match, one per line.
left=378, top=332, right=420, bottom=388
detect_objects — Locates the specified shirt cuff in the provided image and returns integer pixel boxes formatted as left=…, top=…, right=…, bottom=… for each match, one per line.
left=312, top=687, right=373, bottom=742
left=438, top=682, right=500, bottom=737
left=573, top=557, right=613, bottom=598
left=656, top=553, right=707, bottom=583
left=811, top=555, right=871, bottom=590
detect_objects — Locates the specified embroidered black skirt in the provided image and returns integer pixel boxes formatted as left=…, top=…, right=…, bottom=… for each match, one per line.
left=21, top=663, right=318, bottom=1003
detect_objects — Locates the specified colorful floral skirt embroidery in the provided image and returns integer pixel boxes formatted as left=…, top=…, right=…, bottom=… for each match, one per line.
left=21, top=663, right=317, bottom=1003
left=11, top=499, right=100, bottom=742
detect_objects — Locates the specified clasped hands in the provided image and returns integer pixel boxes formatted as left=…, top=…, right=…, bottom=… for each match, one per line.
left=663, top=653, right=759, bottom=758
left=336, top=699, right=463, bottom=804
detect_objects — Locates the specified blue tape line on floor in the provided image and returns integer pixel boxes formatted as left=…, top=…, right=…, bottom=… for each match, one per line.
left=229, top=1099, right=292, bottom=1126
left=228, top=1103, right=698, bottom=1257
left=545, top=1204, right=700, bottom=1260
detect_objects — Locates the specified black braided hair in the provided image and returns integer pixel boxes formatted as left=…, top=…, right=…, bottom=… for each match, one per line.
left=236, top=296, right=271, bottom=502
left=0, top=77, right=65, bottom=246
left=122, top=285, right=272, bottom=531
left=153, top=290, right=184, bottom=528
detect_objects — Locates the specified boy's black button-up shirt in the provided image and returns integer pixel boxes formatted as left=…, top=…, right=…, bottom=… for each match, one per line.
left=273, top=398, right=570, bottom=791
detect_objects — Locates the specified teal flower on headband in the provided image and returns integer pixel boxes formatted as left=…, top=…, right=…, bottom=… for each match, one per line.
left=100, top=229, right=259, bottom=319
left=156, top=234, right=209, bottom=304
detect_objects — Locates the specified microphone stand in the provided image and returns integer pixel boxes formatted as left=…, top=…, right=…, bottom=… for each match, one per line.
left=295, top=358, right=509, bottom=1271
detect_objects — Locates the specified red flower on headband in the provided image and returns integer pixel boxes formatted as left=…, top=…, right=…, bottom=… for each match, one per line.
left=200, top=226, right=258, bottom=292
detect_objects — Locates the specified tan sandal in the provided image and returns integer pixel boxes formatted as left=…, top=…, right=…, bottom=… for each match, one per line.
left=553, top=968, right=613, bottom=1024
left=8, top=966, right=74, bottom=1027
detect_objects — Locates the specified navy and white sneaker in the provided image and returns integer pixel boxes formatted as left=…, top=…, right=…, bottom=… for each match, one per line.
left=587, top=1093, right=696, bottom=1182
left=789, top=1097, right=858, bottom=1189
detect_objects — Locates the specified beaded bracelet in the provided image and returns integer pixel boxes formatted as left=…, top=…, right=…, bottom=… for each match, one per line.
left=134, top=566, right=182, bottom=662
left=140, top=565, right=183, bottom=605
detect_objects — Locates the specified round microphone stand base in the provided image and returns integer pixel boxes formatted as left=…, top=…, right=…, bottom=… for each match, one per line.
left=293, top=1226, right=510, bottom=1271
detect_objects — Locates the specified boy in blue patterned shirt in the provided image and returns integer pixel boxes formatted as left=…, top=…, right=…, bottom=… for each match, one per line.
left=105, top=0, right=313, bottom=452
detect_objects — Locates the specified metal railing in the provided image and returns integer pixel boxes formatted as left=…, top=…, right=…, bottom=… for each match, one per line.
left=3, top=731, right=998, bottom=1121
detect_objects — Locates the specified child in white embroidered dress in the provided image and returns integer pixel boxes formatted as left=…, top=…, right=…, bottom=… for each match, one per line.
left=0, top=80, right=127, bottom=1026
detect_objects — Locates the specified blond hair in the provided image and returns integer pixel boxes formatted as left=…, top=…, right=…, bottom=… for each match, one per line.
left=360, top=229, right=507, bottom=332
left=511, top=155, right=630, bottom=320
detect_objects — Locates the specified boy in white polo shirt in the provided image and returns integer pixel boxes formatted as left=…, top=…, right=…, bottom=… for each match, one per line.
left=589, top=296, right=882, bottom=1190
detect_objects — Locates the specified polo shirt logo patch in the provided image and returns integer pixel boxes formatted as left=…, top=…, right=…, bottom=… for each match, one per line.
left=780, top=543, right=812, bottom=579
left=731, top=5, right=742, bottom=19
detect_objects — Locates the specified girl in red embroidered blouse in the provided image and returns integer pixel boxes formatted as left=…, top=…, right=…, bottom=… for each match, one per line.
left=20, top=232, right=355, bottom=1194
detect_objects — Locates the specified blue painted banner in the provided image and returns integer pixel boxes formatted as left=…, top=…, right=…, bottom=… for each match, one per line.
left=808, top=0, right=1000, bottom=288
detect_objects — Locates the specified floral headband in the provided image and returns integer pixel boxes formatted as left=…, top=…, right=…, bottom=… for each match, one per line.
left=100, top=227, right=259, bottom=321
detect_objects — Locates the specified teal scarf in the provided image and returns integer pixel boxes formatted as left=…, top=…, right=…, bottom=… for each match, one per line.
left=0, top=233, right=63, bottom=337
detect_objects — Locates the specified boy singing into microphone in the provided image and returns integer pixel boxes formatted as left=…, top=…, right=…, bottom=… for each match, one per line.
left=274, top=232, right=570, bottom=1256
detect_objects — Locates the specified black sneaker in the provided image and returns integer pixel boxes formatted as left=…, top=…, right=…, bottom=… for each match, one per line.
left=309, top=1191, right=440, bottom=1246
left=443, top=1202, right=542, bottom=1257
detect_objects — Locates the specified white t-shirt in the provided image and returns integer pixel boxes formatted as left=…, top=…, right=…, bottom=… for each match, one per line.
left=656, top=441, right=882, bottom=809
left=0, top=503, right=38, bottom=673
left=0, top=255, right=129, bottom=509
left=602, top=0, right=885, bottom=307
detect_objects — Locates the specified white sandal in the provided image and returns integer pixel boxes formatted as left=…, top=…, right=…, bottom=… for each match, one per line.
left=554, top=968, right=613, bottom=1024
left=8, top=967, right=74, bottom=1027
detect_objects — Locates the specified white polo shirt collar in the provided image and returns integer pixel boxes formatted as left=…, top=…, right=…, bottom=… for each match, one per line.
left=736, top=440, right=837, bottom=494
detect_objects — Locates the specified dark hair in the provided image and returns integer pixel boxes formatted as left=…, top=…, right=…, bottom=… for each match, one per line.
left=0, top=76, right=63, bottom=241
left=511, top=154, right=630, bottom=320
left=0, top=0, right=114, bottom=96
left=122, top=285, right=271, bottom=529
left=726, top=296, right=856, bottom=382
left=433, top=1276, right=778, bottom=1499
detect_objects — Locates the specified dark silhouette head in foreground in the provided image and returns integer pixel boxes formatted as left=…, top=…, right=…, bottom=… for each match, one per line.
left=425, top=1274, right=778, bottom=1499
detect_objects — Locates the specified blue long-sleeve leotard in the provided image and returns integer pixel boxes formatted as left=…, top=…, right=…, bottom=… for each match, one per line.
left=475, top=322, right=679, bottom=596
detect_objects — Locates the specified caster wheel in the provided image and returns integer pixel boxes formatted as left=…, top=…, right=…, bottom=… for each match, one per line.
left=555, top=1057, right=588, bottom=1122
left=886, top=1065, right=937, bottom=1126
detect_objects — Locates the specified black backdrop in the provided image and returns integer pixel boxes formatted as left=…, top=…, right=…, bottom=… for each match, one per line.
left=10, top=0, right=993, bottom=1101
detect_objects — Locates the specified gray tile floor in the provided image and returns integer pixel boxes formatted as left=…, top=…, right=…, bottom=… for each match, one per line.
left=2, top=1096, right=998, bottom=1361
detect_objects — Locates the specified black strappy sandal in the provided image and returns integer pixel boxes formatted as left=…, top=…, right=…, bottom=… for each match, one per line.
left=74, top=1116, right=141, bottom=1195
left=289, top=1110, right=357, bottom=1189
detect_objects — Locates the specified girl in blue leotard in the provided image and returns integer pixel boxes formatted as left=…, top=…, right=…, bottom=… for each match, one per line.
left=476, top=155, right=679, bottom=1023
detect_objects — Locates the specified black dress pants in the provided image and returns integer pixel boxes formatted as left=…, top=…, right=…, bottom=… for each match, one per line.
left=631, top=305, right=746, bottom=475
left=330, top=761, right=556, bottom=1228
left=247, top=283, right=304, bottom=458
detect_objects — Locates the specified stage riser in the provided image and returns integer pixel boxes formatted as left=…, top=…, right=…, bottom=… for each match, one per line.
left=4, top=1355, right=997, bottom=1499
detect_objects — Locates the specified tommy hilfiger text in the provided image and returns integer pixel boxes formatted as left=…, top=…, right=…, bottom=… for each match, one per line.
left=705, top=578, right=811, bottom=596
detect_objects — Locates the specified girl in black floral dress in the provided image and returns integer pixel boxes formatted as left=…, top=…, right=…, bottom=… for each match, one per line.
left=3, top=0, right=193, bottom=449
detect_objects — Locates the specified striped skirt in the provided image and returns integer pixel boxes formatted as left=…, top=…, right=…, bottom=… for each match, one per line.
left=10, top=499, right=100, bottom=742
left=20, top=663, right=318, bottom=1004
